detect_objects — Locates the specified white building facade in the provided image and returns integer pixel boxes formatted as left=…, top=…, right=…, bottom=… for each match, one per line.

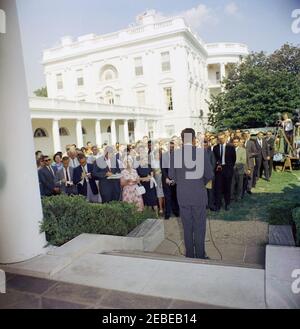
left=32, top=10, right=249, bottom=155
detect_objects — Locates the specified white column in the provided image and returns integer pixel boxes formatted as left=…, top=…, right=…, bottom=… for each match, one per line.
left=0, top=0, right=46, bottom=263
left=95, top=119, right=102, bottom=147
left=220, top=62, right=226, bottom=81
left=76, top=119, right=84, bottom=148
left=110, top=119, right=116, bottom=146
left=52, top=119, right=61, bottom=153
left=134, top=119, right=145, bottom=142
left=123, top=119, right=129, bottom=145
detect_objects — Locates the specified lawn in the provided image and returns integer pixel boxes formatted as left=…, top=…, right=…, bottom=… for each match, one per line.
left=208, top=170, right=300, bottom=222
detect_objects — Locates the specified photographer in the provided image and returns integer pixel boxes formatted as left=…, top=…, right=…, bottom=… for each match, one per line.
left=281, top=113, right=294, bottom=154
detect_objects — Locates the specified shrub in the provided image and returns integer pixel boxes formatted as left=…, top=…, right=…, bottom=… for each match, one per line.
left=292, top=207, right=300, bottom=246
left=40, top=195, right=155, bottom=246
left=267, top=201, right=300, bottom=225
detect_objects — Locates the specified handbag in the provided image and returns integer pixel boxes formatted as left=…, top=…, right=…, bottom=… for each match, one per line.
left=135, top=184, right=146, bottom=195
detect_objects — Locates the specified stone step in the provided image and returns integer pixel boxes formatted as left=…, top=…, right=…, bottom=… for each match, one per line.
left=269, top=225, right=295, bottom=246
left=103, top=250, right=264, bottom=269
left=52, top=253, right=266, bottom=309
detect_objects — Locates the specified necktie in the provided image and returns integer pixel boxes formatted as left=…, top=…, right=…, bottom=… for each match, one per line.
left=48, top=166, right=54, bottom=177
left=220, top=145, right=223, bottom=162
left=65, top=168, right=70, bottom=182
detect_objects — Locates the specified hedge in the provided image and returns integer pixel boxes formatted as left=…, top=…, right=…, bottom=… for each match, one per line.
left=267, top=200, right=300, bottom=225
left=40, top=195, right=156, bottom=246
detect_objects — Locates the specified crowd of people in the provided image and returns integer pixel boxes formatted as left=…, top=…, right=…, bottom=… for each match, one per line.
left=36, top=126, right=282, bottom=218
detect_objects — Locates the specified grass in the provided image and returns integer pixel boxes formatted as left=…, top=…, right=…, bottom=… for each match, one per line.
left=208, top=170, right=300, bottom=222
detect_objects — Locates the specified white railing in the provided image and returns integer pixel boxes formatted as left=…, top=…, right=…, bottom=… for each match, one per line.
left=29, top=97, right=160, bottom=116
left=206, top=42, right=249, bottom=55
left=43, top=17, right=187, bottom=58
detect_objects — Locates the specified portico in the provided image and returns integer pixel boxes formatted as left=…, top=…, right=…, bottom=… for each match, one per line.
left=30, top=97, right=161, bottom=154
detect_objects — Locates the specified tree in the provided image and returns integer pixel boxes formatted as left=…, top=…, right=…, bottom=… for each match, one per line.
left=208, top=43, right=300, bottom=130
left=33, top=86, right=48, bottom=97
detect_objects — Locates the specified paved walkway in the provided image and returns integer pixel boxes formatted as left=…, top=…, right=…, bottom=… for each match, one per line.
left=155, top=218, right=267, bottom=267
left=0, top=273, right=223, bottom=309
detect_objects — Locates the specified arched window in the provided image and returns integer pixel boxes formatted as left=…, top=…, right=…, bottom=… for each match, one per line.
left=107, top=126, right=111, bottom=133
left=82, top=127, right=87, bottom=135
left=104, top=70, right=113, bottom=81
left=59, top=127, right=70, bottom=136
left=34, top=128, right=48, bottom=138
left=100, top=64, right=118, bottom=81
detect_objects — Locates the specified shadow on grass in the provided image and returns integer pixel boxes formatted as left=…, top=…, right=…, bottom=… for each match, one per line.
left=208, top=171, right=300, bottom=222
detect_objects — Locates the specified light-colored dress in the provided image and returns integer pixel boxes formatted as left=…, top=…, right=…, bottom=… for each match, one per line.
left=121, top=169, right=144, bottom=212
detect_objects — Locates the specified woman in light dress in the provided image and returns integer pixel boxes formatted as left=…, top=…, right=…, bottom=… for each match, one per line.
left=120, top=156, right=144, bottom=212
left=152, top=149, right=164, bottom=216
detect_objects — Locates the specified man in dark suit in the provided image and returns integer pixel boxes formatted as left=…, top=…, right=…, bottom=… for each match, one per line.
left=213, top=132, right=236, bottom=211
left=56, top=155, right=77, bottom=195
left=243, top=131, right=258, bottom=193
left=204, top=138, right=216, bottom=210
left=255, top=132, right=270, bottom=182
left=169, top=128, right=214, bottom=259
left=73, top=153, right=99, bottom=199
left=265, top=130, right=275, bottom=177
left=93, top=146, right=121, bottom=203
left=161, top=141, right=179, bottom=219
left=38, top=155, right=60, bottom=197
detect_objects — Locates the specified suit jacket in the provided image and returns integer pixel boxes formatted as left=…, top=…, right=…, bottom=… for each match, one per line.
left=73, top=164, right=98, bottom=196
left=169, top=145, right=214, bottom=206
left=205, top=148, right=216, bottom=171
left=213, top=144, right=236, bottom=169
left=56, top=166, right=77, bottom=194
left=161, top=151, right=174, bottom=183
left=38, top=166, right=58, bottom=197
left=234, top=147, right=247, bottom=174
left=93, top=155, right=121, bottom=180
left=265, top=137, right=275, bottom=157
left=245, top=139, right=257, bottom=170
left=255, top=138, right=270, bottom=161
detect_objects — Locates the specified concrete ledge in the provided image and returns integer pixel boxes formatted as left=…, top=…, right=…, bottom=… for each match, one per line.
left=0, top=254, right=72, bottom=279
left=266, top=245, right=300, bottom=309
left=269, top=225, right=295, bottom=246
left=0, top=269, right=5, bottom=293
left=128, top=219, right=165, bottom=251
left=52, top=253, right=266, bottom=309
left=0, top=218, right=164, bottom=279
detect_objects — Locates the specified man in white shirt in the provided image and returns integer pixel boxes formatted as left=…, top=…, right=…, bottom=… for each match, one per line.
left=56, top=156, right=77, bottom=195
left=87, top=145, right=101, bottom=164
left=68, top=150, right=80, bottom=168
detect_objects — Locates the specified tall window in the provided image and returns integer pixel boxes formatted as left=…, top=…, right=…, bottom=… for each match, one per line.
left=76, top=69, right=84, bottom=86
left=56, top=73, right=63, bottom=90
left=105, top=91, right=114, bottom=105
left=164, top=87, right=173, bottom=111
left=136, top=90, right=145, bottom=107
left=216, top=71, right=220, bottom=82
left=161, top=51, right=171, bottom=72
left=134, top=57, right=143, bottom=76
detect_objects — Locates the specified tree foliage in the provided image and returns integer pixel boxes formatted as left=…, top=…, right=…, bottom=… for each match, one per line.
left=208, top=43, right=300, bottom=129
left=34, top=86, right=48, bottom=97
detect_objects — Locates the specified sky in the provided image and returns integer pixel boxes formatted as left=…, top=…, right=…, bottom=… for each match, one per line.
left=16, top=0, right=300, bottom=95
